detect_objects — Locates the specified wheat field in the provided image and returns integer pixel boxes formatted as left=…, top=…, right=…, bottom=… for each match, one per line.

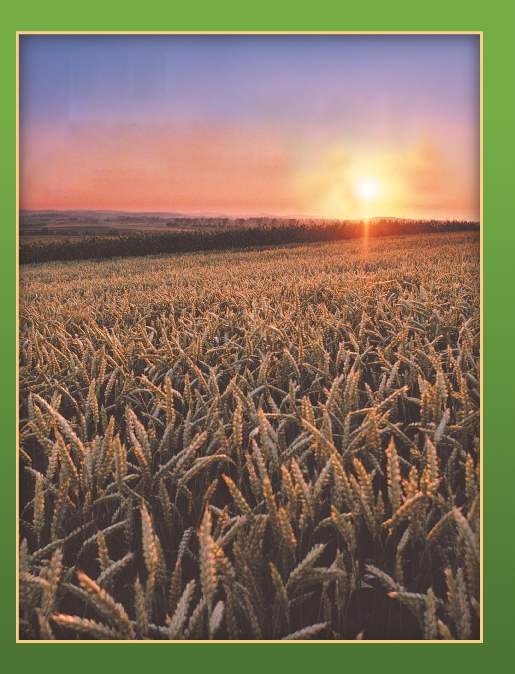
left=18, top=231, right=480, bottom=640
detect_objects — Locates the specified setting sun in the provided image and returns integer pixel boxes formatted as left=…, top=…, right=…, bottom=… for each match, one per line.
left=19, top=35, right=479, bottom=221
left=356, top=179, right=380, bottom=202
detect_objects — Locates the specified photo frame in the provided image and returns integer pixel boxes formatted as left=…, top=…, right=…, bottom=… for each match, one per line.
left=2, top=0, right=514, bottom=670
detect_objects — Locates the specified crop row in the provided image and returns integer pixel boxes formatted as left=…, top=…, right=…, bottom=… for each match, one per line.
left=19, top=232, right=480, bottom=639
left=19, top=220, right=479, bottom=264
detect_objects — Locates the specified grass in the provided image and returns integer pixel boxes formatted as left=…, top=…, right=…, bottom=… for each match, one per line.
left=19, top=231, right=480, bottom=640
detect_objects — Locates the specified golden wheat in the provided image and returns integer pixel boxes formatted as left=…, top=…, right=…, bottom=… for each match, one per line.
left=19, top=231, right=479, bottom=640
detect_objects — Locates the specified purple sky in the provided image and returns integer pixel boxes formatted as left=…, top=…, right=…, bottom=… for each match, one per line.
left=19, top=34, right=480, bottom=219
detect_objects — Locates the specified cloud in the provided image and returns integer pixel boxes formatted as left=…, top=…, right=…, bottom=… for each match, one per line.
left=20, top=121, right=297, bottom=214
left=20, top=121, right=479, bottom=220
left=292, top=138, right=479, bottom=220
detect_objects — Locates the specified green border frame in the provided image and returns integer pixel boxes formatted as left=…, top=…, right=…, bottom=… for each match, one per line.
left=2, top=1, right=514, bottom=671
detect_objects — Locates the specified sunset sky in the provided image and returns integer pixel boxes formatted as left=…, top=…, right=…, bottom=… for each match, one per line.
left=19, top=34, right=480, bottom=220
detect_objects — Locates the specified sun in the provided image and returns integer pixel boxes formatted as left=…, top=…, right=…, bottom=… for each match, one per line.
left=356, top=179, right=380, bottom=202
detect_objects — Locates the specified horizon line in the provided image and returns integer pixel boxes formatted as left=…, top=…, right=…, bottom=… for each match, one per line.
left=19, top=209, right=480, bottom=222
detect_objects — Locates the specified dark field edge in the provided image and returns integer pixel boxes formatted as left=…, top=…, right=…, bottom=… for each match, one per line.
left=2, top=6, right=514, bottom=674
left=20, top=220, right=479, bottom=265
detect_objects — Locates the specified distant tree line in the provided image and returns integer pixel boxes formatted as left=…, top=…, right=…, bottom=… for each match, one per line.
left=165, top=217, right=294, bottom=228
left=19, top=219, right=479, bottom=265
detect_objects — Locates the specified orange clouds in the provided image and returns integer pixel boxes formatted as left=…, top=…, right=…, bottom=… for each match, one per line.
left=391, top=140, right=477, bottom=216
left=20, top=122, right=479, bottom=221
left=293, top=137, right=479, bottom=221
left=20, top=122, right=297, bottom=214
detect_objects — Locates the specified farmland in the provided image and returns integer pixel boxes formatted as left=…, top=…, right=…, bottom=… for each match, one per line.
left=19, top=218, right=478, bottom=265
left=19, top=231, right=480, bottom=640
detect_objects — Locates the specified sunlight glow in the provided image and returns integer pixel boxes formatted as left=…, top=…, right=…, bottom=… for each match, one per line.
left=356, top=179, right=380, bottom=202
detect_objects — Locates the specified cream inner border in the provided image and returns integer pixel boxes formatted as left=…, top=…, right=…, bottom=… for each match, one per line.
left=15, top=30, right=484, bottom=645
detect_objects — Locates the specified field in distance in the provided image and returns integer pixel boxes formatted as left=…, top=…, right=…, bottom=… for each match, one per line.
left=19, top=231, right=480, bottom=641
left=19, top=217, right=478, bottom=264
left=19, top=210, right=479, bottom=241
left=19, top=210, right=301, bottom=241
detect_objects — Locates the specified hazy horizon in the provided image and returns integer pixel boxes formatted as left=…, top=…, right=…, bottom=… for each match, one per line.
left=19, top=34, right=480, bottom=221
left=19, top=207, right=479, bottom=223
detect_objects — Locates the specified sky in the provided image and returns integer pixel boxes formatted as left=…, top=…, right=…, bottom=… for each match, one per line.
left=19, top=34, right=480, bottom=220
